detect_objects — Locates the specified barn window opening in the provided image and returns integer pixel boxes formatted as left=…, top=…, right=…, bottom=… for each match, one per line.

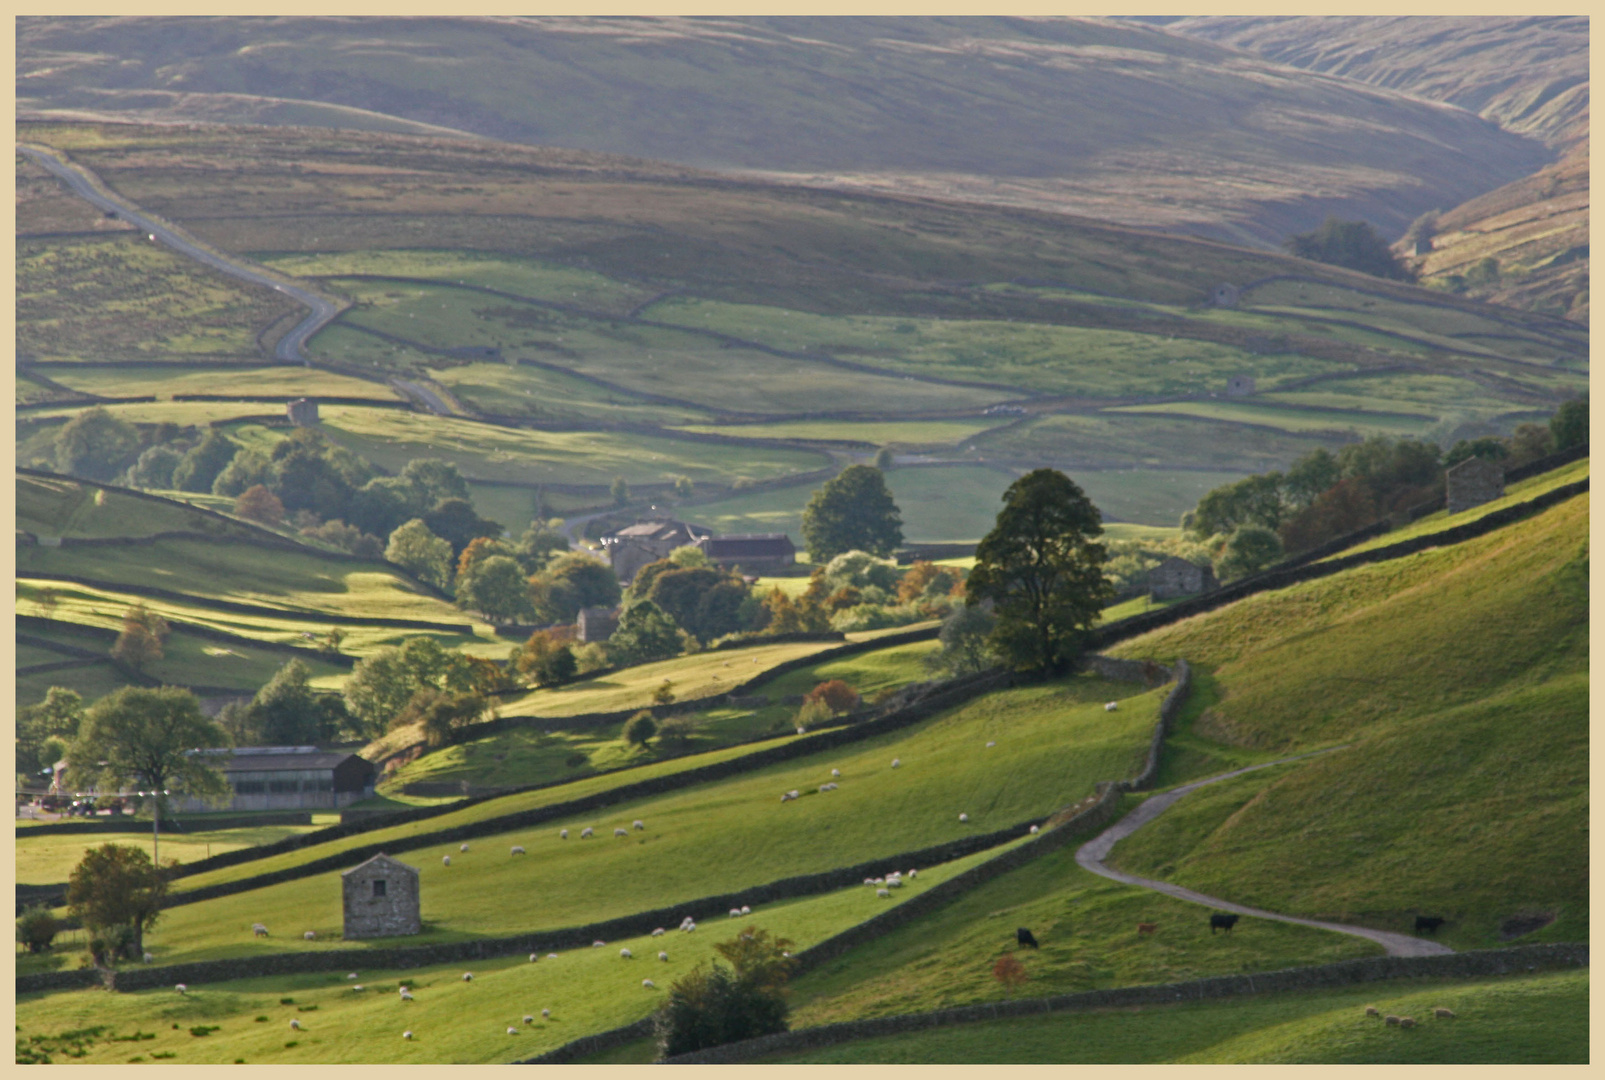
left=372, top=880, right=387, bottom=898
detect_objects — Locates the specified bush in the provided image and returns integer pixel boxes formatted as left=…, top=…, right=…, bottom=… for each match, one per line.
left=658, top=716, right=693, bottom=744
left=794, top=697, right=834, bottom=730
left=235, top=484, right=285, bottom=525
left=17, top=906, right=59, bottom=954
left=804, top=679, right=860, bottom=716
left=654, top=927, right=795, bottom=1059
left=625, top=710, right=658, bottom=748
left=1214, top=524, right=1283, bottom=582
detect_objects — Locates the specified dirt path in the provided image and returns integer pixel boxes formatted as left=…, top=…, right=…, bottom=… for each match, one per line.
left=1075, top=751, right=1455, bottom=958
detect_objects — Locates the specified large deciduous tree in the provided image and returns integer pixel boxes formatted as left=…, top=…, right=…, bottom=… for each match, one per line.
left=1284, top=216, right=1412, bottom=281
left=965, top=469, right=1111, bottom=675
left=801, top=465, right=903, bottom=561
left=111, top=604, right=169, bottom=672
left=66, top=843, right=168, bottom=963
left=386, top=519, right=455, bottom=589
left=456, top=554, right=538, bottom=624
left=54, top=407, right=141, bottom=482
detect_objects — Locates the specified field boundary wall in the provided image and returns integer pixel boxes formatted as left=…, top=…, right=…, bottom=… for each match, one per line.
left=651, top=942, right=1589, bottom=1064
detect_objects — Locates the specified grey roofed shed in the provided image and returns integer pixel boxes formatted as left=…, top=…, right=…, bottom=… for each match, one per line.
left=342, top=853, right=421, bottom=939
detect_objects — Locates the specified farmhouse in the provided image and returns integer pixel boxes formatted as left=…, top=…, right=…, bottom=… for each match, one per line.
left=172, top=746, right=375, bottom=814
left=1148, top=556, right=1218, bottom=600
left=696, top=533, right=797, bottom=574
left=1446, top=456, right=1505, bottom=513
left=600, top=518, right=710, bottom=583
left=341, top=853, right=421, bottom=939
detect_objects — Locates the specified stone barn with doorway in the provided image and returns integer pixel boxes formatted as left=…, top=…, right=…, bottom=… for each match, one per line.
left=342, top=853, right=421, bottom=939
left=1445, top=456, right=1505, bottom=513
left=1148, top=556, right=1218, bottom=600
left=600, top=518, right=710, bottom=583
left=577, top=606, right=620, bottom=642
left=286, top=398, right=319, bottom=426
left=1209, top=283, right=1241, bottom=308
left=1225, top=375, right=1256, bottom=397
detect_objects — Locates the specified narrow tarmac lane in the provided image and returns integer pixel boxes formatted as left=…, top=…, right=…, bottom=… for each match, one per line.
left=19, top=143, right=340, bottom=362
left=1076, top=750, right=1455, bottom=958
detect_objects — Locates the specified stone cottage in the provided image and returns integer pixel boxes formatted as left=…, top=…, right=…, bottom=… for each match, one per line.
left=1148, top=556, right=1218, bottom=600
left=342, top=853, right=421, bottom=939
left=1445, top=456, right=1505, bottom=513
left=599, top=518, right=710, bottom=583
left=1225, top=375, right=1256, bottom=397
left=286, top=398, right=319, bottom=426
left=577, top=605, right=620, bottom=643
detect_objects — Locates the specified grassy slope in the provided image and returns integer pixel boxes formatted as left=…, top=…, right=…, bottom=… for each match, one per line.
left=1102, top=492, right=1587, bottom=948
left=136, top=673, right=1163, bottom=965
left=16, top=825, right=327, bottom=885
left=764, top=969, right=1587, bottom=1064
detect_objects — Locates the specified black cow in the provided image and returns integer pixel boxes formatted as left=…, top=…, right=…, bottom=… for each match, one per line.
left=1210, top=913, right=1239, bottom=935
left=1414, top=916, right=1445, bottom=935
left=1016, top=927, right=1040, bottom=949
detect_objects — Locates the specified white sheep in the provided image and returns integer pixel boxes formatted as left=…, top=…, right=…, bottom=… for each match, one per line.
left=620, top=948, right=633, bottom=959
left=541, top=1008, right=551, bottom=1019
left=581, top=827, right=594, bottom=839
left=1105, top=702, right=1118, bottom=712
left=303, top=931, right=316, bottom=941
left=959, top=813, right=969, bottom=823
left=680, top=916, right=694, bottom=929
left=887, top=878, right=903, bottom=888
left=908, top=869, right=918, bottom=879
left=352, top=985, right=365, bottom=991
left=891, top=758, right=901, bottom=768
left=796, top=726, right=806, bottom=735
left=780, top=792, right=793, bottom=802
left=524, top=1015, right=535, bottom=1025
left=877, top=888, right=891, bottom=898
left=684, top=922, right=696, bottom=932
left=634, top=820, right=645, bottom=830
left=143, top=952, right=154, bottom=963
left=643, top=979, right=656, bottom=988
left=400, top=991, right=414, bottom=1001
left=288, top=1019, right=301, bottom=1030
left=651, top=928, right=666, bottom=937
left=1030, top=825, right=1040, bottom=834
left=548, top=953, right=558, bottom=959
left=741, top=905, right=751, bottom=915
left=402, top=1030, right=413, bottom=1040
left=658, top=951, right=669, bottom=962
left=864, top=877, right=875, bottom=885
left=252, top=923, right=269, bottom=937
left=507, top=1027, right=519, bottom=1035
left=529, top=953, right=539, bottom=962
left=560, top=829, right=569, bottom=839
left=729, top=908, right=741, bottom=918
left=347, top=973, right=359, bottom=979
left=443, top=855, right=451, bottom=866
left=986, top=741, right=996, bottom=748
left=175, top=984, right=187, bottom=994
left=593, top=940, right=606, bottom=948
left=510, top=845, right=526, bottom=855
left=614, top=827, right=628, bottom=837
left=460, top=843, right=470, bottom=852
left=462, top=972, right=474, bottom=981
left=831, top=768, right=841, bottom=777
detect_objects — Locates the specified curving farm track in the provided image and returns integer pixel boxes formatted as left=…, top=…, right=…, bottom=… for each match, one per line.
left=1076, top=752, right=1455, bottom=959
left=19, top=143, right=341, bottom=362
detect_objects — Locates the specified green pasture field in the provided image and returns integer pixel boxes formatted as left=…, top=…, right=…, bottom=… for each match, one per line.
left=17, top=233, right=302, bottom=362
left=16, top=664, right=131, bottom=711
left=16, top=579, right=480, bottom=663
left=672, top=418, right=1006, bottom=447
left=17, top=823, right=328, bottom=885
left=427, top=361, right=712, bottom=426
left=17, top=371, right=80, bottom=405
left=765, top=970, right=1587, bottom=1064
left=18, top=536, right=466, bottom=624
left=1107, top=400, right=1437, bottom=437
left=315, top=405, right=831, bottom=489
left=1324, top=457, right=1588, bottom=560
left=18, top=400, right=295, bottom=431
left=17, top=471, right=262, bottom=541
left=15, top=846, right=999, bottom=1065
left=969, top=411, right=1334, bottom=475
left=261, top=249, right=657, bottom=315
left=312, top=280, right=1003, bottom=417
left=144, top=673, right=1163, bottom=965
left=40, top=364, right=405, bottom=403
left=1261, top=372, right=1529, bottom=425
left=384, top=639, right=940, bottom=792
left=1105, top=493, right=1588, bottom=948
left=644, top=297, right=1349, bottom=398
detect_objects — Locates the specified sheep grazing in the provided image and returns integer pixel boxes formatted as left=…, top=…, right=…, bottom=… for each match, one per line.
left=400, top=991, right=414, bottom=1001
left=252, top=923, right=269, bottom=938
left=1365, top=1007, right=1380, bottom=1018
left=510, top=845, right=526, bottom=856
left=796, top=727, right=807, bottom=735
left=507, top=1027, right=520, bottom=1036
left=620, top=948, right=634, bottom=959
left=352, top=985, right=366, bottom=991
left=908, top=869, right=917, bottom=879
left=643, top=979, right=656, bottom=989
left=1384, top=1015, right=1402, bottom=1026
left=1434, top=1008, right=1456, bottom=1019
left=442, top=855, right=451, bottom=867
left=658, top=951, right=669, bottom=962
left=877, top=888, right=891, bottom=898
left=460, top=843, right=470, bottom=853
left=402, top=1031, right=413, bottom=1040
left=891, top=758, right=901, bottom=768
left=175, top=984, right=188, bottom=995
left=1399, top=1017, right=1417, bottom=1029
left=788, top=790, right=800, bottom=799
left=651, top=927, right=666, bottom=937
left=348, top=973, right=359, bottom=979
left=614, top=827, right=629, bottom=837
left=529, top=953, right=539, bottom=962
left=887, top=877, right=903, bottom=889
left=729, top=908, right=742, bottom=918
left=593, top=940, right=607, bottom=948
left=560, top=829, right=569, bottom=840
left=959, top=813, right=969, bottom=823
left=864, top=877, right=876, bottom=886
left=303, top=931, right=316, bottom=941
left=684, top=922, right=697, bottom=933
left=831, top=769, right=841, bottom=777
left=1029, top=825, right=1040, bottom=834
left=524, top=1015, right=534, bottom=1025
left=634, top=820, right=645, bottom=830
left=143, top=952, right=154, bottom=963
left=288, top=1019, right=301, bottom=1030
left=548, top=953, right=558, bottom=959
left=541, top=1008, right=551, bottom=1019
left=986, top=741, right=996, bottom=748
left=1105, top=702, right=1118, bottom=712
left=462, top=972, right=474, bottom=981
left=780, top=792, right=794, bottom=803
left=580, top=827, right=594, bottom=839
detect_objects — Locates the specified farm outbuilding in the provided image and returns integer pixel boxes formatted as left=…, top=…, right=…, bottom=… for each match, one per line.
left=600, top=518, right=711, bottom=582
left=696, top=533, right=796, bottom=574
left=1446, top=456, right=1505, bottom=513
left=1148, top=556, right=1218, bottom=600
left=342, top=853, right=421, bottom=939
left=172, top=746, right=375, bottom=814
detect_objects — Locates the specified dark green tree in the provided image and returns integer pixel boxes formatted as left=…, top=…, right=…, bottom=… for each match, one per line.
left=1445, top=436, right=1511, bottom=468
left=16, top=906, right=59, bottom=954
left=513, top=521, right=570, bottom=575
left=455, top=554, right=538, bottom=624
left=423, top=497, right=504, bottom=558
left=399, top=458, right=471, bottom=508
left=171, top=429, right=240, bottom=493
left=625, top=710, right=658, bottom=748
left=1190, top=472, right=1286, bottom=538
left=17, top=687, right=84, bottom=777
left=66, top=844, right=168, bottom=963
left=1284, top=216, right=1412, bottom=280
left=533, top=553, right=622, bottom=623
left=654, top=927, right=796, bottom=1058
left=646, top=567, right=751, bottom=643
left=965, top=469, right=1112, bottom=675
left=611, top=476, right=631, bottom=507
left=801, top=465, right=904, bottom=561
left=607, top=601, right=685, bottom=666
left=123, top=444, right=184, bottom=490
left=54, top=407, right=141, bottom=482
left=1214, top=524, right=1284, bottom=581
left=924, top=600, right=998, bottom=677
left=245, top=659, right=341, bottom=745
left=1551, top=397, right=1588, bottom=451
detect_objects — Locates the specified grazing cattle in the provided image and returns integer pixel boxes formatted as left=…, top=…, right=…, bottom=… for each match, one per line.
left=1016, top=927, right=1040, bottom=949
left=1414, top=915, right=1445, bottom=934
left=1136, top=922, right=1157, bottom=936
left=1210, top=913, right=1239, bottom=935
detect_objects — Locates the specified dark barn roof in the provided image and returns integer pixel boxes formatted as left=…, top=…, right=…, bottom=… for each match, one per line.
left=700, top=534, right=795, bottom=558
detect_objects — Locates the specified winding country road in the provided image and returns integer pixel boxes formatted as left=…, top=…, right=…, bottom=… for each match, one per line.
left=19, top=144, right=341, bottom=362
left=1076, top=751, right=1455, bottom=959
